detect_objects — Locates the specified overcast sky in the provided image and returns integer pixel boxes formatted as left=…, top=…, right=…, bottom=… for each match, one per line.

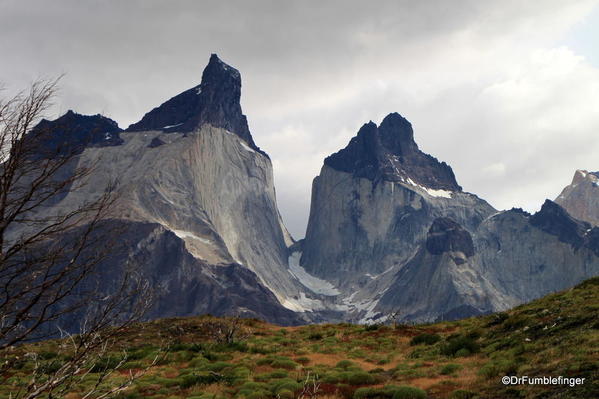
left=2, top=0, right=599, bottom=238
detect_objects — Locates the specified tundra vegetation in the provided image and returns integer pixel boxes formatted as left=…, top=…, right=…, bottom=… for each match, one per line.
left=0, top=278, right=597, bottom=399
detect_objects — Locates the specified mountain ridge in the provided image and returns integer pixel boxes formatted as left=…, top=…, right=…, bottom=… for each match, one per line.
left=16, top=55, right=599, bottom=327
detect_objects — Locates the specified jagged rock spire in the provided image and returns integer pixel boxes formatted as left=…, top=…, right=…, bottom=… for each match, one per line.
left=29, top=110, right=123, bottom=156
left=127, top=54, right=263, bottom=154
left=324, top=113, right=461, bottom=191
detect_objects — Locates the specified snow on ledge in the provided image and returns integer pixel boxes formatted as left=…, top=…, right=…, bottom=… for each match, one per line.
left=171, top=229, right=213, bottom=245
left=239, top=140, right=256, bottom=154
left=163, top=123, right=183, bottom=129
left=403, top=177, right=453, bottom=198
left=288, top=251, right=340, bottom=296
left=281, top=292, right=324, bottom=313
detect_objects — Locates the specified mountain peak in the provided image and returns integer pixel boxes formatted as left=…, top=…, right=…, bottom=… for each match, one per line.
left=28, top=111, right=123, bottom=157
left=530, top=199, right=591, bottom=249
left=126, top=54, right=264, bottom=155
left=324, top=113, right=461, bottom=191
left=202, top=54, right=241, bottom=85
left=555, top=169, right=599, bottom=226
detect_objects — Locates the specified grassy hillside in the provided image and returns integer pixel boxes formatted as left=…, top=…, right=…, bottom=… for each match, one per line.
left=1, top=278, right=598, bottom=399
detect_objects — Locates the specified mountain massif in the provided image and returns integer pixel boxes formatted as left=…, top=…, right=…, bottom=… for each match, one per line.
left=21, top=55, right=599, bottom=326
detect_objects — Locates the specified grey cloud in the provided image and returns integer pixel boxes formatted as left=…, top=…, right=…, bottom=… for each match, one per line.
left=1, top=0, right=598, bottom=237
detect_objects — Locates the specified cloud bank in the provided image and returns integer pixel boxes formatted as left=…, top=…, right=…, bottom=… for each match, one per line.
left=1, top=0, right=598, bottom=237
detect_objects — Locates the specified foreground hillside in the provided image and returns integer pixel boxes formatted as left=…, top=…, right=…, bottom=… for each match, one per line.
left=1, top=278, right=597, bottom=399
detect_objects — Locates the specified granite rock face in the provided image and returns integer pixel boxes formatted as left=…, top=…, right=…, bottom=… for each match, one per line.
left=14, top=56, right=599, bottom=326
left=126, top=54, right=264, bottom=155
left=299, top=115, right=599, bottom=323
left=29, top=110, right=123, bottom=156
left=555, top=170, right=599, bottom=226
left=325, top=113, right=460, bottom=190
left=19, top=55, right=323, bottom=326
left=425, top=217, right=475, bottom=258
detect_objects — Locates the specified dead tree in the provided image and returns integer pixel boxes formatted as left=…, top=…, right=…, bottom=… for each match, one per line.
left=0, top=79, right=154, bottom=398
left=199, top=315, right=252, bottom=344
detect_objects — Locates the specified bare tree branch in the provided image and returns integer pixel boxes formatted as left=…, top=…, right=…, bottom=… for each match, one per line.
left=0, top=79, right=156, bottom=398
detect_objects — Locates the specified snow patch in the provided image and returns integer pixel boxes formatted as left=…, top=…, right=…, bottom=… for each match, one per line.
left=163, top=123, right=183, bottom=129
left=171, top=229, right=213, bottom=245
left=404, top=177, right=453, bottom=198
left=196, top=86, right=202, bottom=95
left=288, top=252, right=340, bottom=296
left=239, top=140, right=256, bottom=154
left=340, top=293, right=381, bottom=323
left=281, top=292, right=324, bottom=312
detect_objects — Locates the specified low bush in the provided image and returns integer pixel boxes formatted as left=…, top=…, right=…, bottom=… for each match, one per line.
left=364, top=324, right=380, bottom=332
left=336, top=359, right=356, bottom=369
left=440, top=336, right=479, bottom=357
left=391, top=386, right=427, bottom=399
left=410, top=333, right=441, bottom=346
left=440, top=363, right=461, bottom=375
left=270, top=359, right=298, bottom=370
left=449, top=389, right=479, bottom=399
left=308, top=332, right=323, bottom=341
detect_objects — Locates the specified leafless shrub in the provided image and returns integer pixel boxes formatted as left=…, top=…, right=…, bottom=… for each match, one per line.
left=199, top=315, right=252, bottom=344
left=296, top=371, right=320, bottom=399
left=0, top=79, right=156, bottom=398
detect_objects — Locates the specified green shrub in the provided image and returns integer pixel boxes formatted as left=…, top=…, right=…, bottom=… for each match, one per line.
left=354, top=385, right=407, bottom=398
left=336, top=360, right=356, bottom=370
left=308, top=332, right=323, bottom=340
left=322, top=371, right=375, bottom=385
left=237, top=381, right=269, bottom=398
left=269, top=369, right=289, bottom=378
left=89, top=355, right=123, bottom=372
left=391, top=386, right=427, bottom=399
left=127, top=346, right=157, bottom=360
left=180, top=371, right=223, bottom=388
left=277, top=389, right=294, bottom=399
left=347, top=371, right=376, bottom=385
left=502, top=314, right=528, bottom=331
left=478, top=359, right=518, bottom=378
left=449, top=389, right=479, bottom=399
left=38, top=351, right=58, bottom=360
left=440, top=336, right=479, bottom=357
left=122, top=361, right=143, bottom=370
left=39, top=360, right=62, bottom=374
left=270, top=359, right=298, bottom=370
left=410, top=333, right=441, bottom=346
left=256, top=357, right=273, bottom=366
left=364, top=324, right=380, bottom=332
left=486, top=312, right=509, bottom=327
left=354, top=387, right=383, bottom=398
left=440, top=363, right=461, bottom=375
left=207, top=361, right=233, bottom=372
left=296, top=356, right=310, bottom=365
left=455, top=348, right=471, bottom=357
left=270, top=378, right=302, bottom=394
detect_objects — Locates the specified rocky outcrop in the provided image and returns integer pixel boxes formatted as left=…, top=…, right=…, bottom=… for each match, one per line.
left=29, top=110, right=123, bottom=156
left=530, top=199, right=594, bottom=250
left=300, top=114, right=494, bottom=301
left=425, top=217, right=475, bottom=258
left=378, top=217, right=496, bottom=322
left=21, top=54, right=322, bottom=325
left=17, top=56, right=599, bottom=326
left=555, top=170, right=599, bottom=226
left=300, top=115, right=599, bottom=323
left=325, top=113, right=460, bottom=190
left=126, top=54, right=264, bottom=155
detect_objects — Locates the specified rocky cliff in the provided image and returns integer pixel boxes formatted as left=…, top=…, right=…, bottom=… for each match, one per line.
left=15, top=57, right=599, bottom=326
left=22, top=54, right=326, bottom=325
left=555, top=169, right=599, bottom=226
left=299, top=114, right=599, bottom=322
